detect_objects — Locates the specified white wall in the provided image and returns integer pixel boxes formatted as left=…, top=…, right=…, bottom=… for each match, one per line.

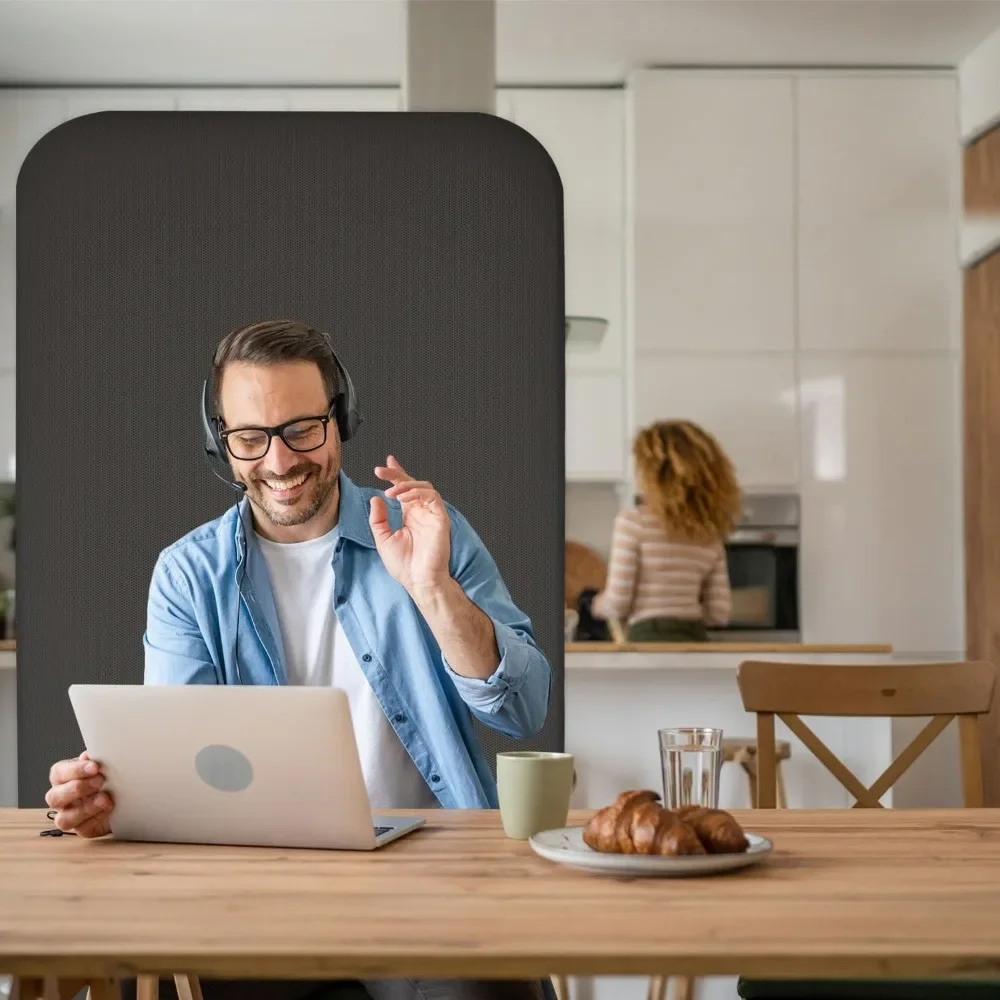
left=960, top=23, right=1000, bottom=140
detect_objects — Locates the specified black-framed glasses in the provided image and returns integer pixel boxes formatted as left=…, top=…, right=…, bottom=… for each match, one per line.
left=219, top=401, right=336, bottom=461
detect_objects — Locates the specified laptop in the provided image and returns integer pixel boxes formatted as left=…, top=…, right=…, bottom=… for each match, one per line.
left=67, top=684, right=426, bottom=850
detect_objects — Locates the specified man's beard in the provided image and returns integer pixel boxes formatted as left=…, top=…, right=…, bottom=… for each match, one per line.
left=246, top=459, right=339, bottom=527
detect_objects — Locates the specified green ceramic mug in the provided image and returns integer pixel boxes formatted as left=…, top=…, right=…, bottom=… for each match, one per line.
left=496, top=750, right=577, bottom=839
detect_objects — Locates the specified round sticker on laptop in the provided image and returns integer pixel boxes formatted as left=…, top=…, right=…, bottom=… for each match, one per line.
left=194, top=744, right=254, bottom=792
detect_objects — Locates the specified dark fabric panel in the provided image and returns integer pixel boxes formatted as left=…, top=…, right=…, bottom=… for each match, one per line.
left=16, top=110, right=564, bottom=805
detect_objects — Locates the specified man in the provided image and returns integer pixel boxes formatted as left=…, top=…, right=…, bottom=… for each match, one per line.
left=45, top=320, right=553, bottom=1000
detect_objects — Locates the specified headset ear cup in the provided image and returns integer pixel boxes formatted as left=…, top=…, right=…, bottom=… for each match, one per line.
left=201, top=380, right=222, bottom=459
left=334, top=393, right=352, bottom=441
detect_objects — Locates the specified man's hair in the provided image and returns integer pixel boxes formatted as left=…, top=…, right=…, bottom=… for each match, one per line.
left=211, top=320, right=340, bottom=418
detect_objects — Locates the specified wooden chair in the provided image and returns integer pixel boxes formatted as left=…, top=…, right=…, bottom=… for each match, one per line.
left=736, top=658, right=995, bottom=810
left=732, top=657, right=998, bottom=1000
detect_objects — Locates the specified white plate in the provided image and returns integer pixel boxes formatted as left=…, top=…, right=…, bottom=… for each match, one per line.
left=528, top=825, right=773, bottom=877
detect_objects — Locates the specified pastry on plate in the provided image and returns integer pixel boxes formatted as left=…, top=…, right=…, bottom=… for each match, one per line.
left=675, top=804, right=749, bottom=854
left=582, top=789, right=706, bottom=856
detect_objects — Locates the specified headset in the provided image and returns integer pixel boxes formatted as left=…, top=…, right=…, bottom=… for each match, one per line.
left=197, top=330, right=363, bottom=684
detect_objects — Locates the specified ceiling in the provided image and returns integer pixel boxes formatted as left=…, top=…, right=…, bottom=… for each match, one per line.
left=1, top=0, right=1000, bottom=88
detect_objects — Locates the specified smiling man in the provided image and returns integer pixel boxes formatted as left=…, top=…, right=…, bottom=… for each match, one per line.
left=44, top=319, right=552, bottom=1000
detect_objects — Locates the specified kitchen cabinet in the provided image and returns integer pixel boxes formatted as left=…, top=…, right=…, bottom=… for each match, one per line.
left=0, top=369, right=13, bottom=480
left=504, top=89, right=625, bottom=375
left=633, top=353, right=799, bottom=488
left=175, top=90, right=292, bottom=110
left=566, top=372, right=625, bottom=481
left=283, top=89, right=402, bottom=111
left=63, top=90, right=176, bottom=119
left=0, top=91, right=67, bottom=372
left=797, top=74, right=960, bottom=352
left=628, top=71, right=795, bottom=354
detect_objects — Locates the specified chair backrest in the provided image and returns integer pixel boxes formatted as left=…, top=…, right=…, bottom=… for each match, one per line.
left=735, top=659, right=997, bottom=808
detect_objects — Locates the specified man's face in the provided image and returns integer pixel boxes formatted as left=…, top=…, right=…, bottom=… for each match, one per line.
left=218, top=360, right=341, bottom=529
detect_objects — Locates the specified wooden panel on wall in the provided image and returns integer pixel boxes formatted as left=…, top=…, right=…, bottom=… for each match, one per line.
left=964, top=247, right=1000, bottom=806
left=965, top=126, right=1000, bottom=213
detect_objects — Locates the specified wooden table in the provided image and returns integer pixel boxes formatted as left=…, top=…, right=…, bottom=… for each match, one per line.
left=4, top=807, right=1000, bottom=982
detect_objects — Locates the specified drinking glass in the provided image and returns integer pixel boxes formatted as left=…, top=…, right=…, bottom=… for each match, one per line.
left=658, top=727, right=723, bottom=810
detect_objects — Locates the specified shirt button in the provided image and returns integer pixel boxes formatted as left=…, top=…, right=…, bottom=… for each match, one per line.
left=430, top=774, right=440, bottom=783
left=393, top=713, right=406, bottom=723
left=362, top=653, right=372, bottom=662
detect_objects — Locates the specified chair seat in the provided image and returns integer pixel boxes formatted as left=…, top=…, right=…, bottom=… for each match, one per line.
left=737, top=978, right=1000, bottom=999
left=722, top=738, right=792, bottom=762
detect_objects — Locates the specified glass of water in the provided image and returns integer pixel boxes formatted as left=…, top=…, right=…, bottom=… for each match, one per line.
left=658, top=727, right=723, bottom=810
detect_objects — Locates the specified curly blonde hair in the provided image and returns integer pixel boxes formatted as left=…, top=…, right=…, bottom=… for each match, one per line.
left=633, top=420, right=742, bottom=545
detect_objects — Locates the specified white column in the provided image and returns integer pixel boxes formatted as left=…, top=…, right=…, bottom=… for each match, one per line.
left=402, top=0, right=496, bottom=113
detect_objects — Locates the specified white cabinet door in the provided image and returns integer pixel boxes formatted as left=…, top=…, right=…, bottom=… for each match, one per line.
left=628, top=71, right=795, bottom=354
left=506, top=89, right=625, bottom=373
left=0, top=92, right=67, bottom=370
left=175, top=90, right=290, bottom=110
left=0, top=368, right=13, bottom=481
left=797, top=74, right=960, bottom=351
left=63, top=90, right=176, bottom=120
left=0, top=91, right=66, bottom=200
left=284, top=89, right=402, bottom=111
left=494, top=90, right=516, bottom=122
left=633, top=354, right=799, bottom=489
left=566, top=373, right=624, bottom=481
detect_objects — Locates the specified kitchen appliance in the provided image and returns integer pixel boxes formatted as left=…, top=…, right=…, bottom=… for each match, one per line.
left=710, top=492, right=800, bottom=643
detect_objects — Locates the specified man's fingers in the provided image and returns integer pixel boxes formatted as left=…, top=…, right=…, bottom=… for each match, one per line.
left=375, top=455, right=412, bottom=482
left=384, top=479, right=433, bottom=499
left=45, top=774, right=104, bottom=811
left=48, top=756, right=99, bottom=787
left=368, top=496, right=393, bottom=546
left=53, top=792, right=111, bottom=832
left=74, top=811, right=112, bottom=840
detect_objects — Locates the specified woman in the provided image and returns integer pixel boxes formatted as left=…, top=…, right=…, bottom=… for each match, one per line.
left=587, top=419, right=741, bottom=643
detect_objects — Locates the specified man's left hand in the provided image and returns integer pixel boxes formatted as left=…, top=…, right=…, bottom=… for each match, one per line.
left=370, top=455, right=452, bottom=598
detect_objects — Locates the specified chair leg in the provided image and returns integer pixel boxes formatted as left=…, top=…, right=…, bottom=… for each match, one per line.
left=647, top=976, right=667, bottom=1000
left=136, top=978, right=158, bottom=1000
left=776, top=760, right=788, bottom=809
left=14, top=978, right=91, bottom=1000
left=671, top=977, right=694, bottom=1000
left=11, top=979, right=44, bottom=1000
left=173, top=978, right=203, bottom=1000
left=84, top=980, right=118, bottom=1000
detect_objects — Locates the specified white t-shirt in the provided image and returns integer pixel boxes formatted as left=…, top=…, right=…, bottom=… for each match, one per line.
left=255, top=525, right=438, bottom=810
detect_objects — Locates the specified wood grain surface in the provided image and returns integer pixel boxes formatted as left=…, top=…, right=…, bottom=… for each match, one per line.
left=964, top=246, right=1000, bottom=805
left=4, top=808, right=1000, bottom=981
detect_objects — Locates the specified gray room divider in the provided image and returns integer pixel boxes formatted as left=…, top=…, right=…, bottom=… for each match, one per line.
left=15, top=110, right=564, bottom=806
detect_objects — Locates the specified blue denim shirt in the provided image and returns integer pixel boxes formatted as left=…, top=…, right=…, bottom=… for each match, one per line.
left=142, top=471, right=553, bottom=808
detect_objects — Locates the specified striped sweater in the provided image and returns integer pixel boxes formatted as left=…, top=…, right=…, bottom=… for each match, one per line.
left=591, top=507, right=732, bottom=628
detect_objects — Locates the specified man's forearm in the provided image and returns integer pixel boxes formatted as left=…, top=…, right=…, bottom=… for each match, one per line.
left=411, top=577, right=500, bottom=680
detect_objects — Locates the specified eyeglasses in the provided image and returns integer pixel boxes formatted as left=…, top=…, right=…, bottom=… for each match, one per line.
left=219, top=401, right=337, bottom=461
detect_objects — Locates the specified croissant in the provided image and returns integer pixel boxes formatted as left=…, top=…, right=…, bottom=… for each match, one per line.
left=582, top=789, right=706, bottom=856
left=675, top=804, right=749, bottom=854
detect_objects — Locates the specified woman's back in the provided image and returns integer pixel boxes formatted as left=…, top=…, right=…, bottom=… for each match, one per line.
left=593, top=505, right=731, bottom=628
